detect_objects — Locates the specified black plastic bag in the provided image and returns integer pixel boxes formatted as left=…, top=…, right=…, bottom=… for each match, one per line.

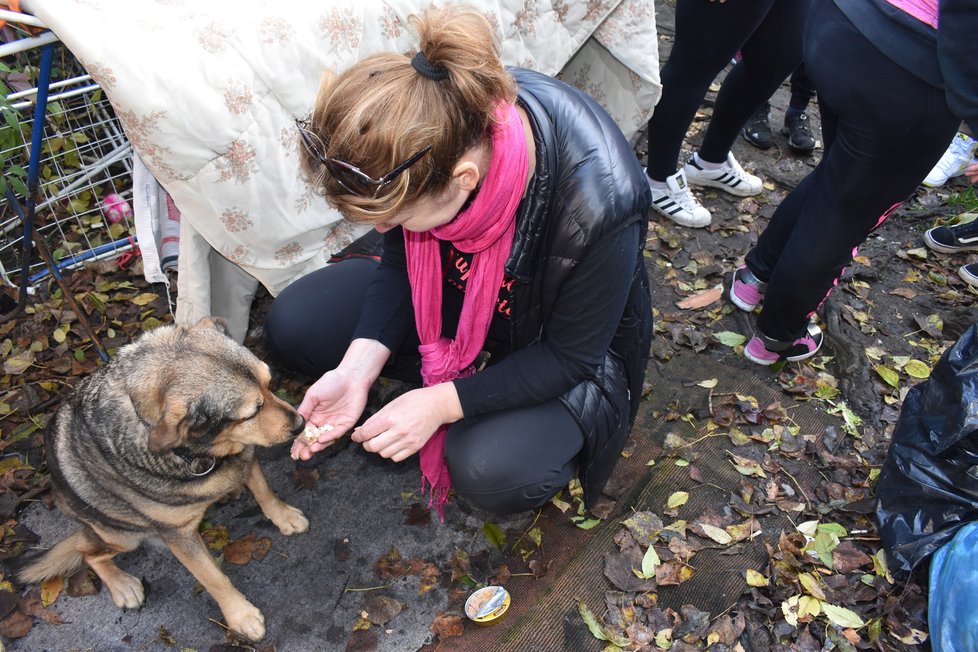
left=875, top=322, right=978, bottom=578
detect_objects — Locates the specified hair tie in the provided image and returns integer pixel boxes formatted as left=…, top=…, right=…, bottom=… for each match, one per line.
left=411, top=51, right=449, bottom=81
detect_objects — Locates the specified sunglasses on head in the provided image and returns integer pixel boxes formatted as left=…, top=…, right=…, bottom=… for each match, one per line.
left=295, top=119, right=432, bottom=199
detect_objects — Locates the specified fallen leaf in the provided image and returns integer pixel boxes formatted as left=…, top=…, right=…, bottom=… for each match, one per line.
left=822, top=603, right=865, bottom=629
left=362, top=595, right=404, bottom=626
left=655, top=559, right=694, bottom=585
left=698, top=523, right=732, bottom=545
left=40, top=577, right=63, bottom=608
left=904, top=359, right=931, bottom=379
left=714, top=331, right=747, bottom=347
left=745, top=569, right=769, bottom=587
left=666, top=491, right=689, bottom=509
left=431, top=612, right=464, bottom=640
left=676, top=286, right=722, bottom=309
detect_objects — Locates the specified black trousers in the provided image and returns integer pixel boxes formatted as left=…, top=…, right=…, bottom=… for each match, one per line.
left=265, top=257, right=583, bottom=515
left=745, top=0, right=959, bottom=341
left=646, top=0, right=812, bottom=179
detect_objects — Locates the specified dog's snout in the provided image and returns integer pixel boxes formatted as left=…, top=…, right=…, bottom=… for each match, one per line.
left=290, top=412, right=306, bottom=436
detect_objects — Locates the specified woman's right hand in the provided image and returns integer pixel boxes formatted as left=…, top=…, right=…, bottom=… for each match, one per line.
left=292, top=367, right=369, bottom=460
left=290, top=338, right=391, bottom=461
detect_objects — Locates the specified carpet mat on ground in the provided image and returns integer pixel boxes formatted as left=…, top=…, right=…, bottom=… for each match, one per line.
left=434, top=351, right=834, bottom=651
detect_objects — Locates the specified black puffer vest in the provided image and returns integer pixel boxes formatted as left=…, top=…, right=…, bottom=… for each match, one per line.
left=507, top=68, right=652, bottom=506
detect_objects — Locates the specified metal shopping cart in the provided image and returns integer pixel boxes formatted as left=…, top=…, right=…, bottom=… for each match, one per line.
left=1, top=10, right=135, bottom=356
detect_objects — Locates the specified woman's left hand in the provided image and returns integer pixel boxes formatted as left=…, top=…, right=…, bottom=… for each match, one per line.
left=352, top=383, right=463, bottom=462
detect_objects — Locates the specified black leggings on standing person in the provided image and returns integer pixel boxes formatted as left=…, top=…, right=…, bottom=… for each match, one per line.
left=744, top=0, right=959, bottom=342
left=264, top=257, right=583, bottom=516
left=646, top=0, right=812, bottom=181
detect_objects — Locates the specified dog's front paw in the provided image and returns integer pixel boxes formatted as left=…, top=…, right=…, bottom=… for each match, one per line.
left=270, top=503, right=309, bottom=535
left=226, top=600, right=265, bottom=641
left=106, top=571, right=145, bottom=609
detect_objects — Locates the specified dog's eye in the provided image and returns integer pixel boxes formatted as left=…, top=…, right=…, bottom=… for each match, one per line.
left=244, top=402, right=263, bottom=421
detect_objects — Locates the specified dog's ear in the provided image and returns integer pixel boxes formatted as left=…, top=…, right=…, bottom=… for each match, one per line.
left=148, top=396, right=189, bottom=454
left=191, top=316, right=232, bottom=338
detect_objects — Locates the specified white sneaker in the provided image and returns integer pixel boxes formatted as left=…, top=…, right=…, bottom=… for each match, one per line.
left=684, top=152, right=763, bottom=197
left=922, top=132, right=978, bottom=188
left=646, top=168, right=711, bottom=228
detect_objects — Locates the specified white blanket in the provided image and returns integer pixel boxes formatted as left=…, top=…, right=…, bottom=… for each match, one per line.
left=22, top=0, right=660, bottom=340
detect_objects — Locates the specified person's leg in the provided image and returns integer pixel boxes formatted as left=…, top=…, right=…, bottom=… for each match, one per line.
left=645, top=0, right=775, bottom=180
left=787, top=63, right=816, bottom=113
left=698, top=0, right=813, bottom=163
left=754, top=0, right=959, bottom=343
left=264, top=257, right=421, bottom=382
left=264, top=258, right=377, bottom=378
left=444, top=399, right=583, bottom=516
left=782, top=62, right=818, bottom=153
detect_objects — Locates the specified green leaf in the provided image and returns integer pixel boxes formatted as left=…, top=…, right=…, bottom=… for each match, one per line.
left=577, top=599, right=631, bottom=647
left=641, top=544, right=661, bottom=577
left=571, top=515, right=602, bottom=530
left=904, top=359, right=931, bottom=379
left=874, top=365, right=900, bottom=388
left=482, top=523, right=506, bottom=550
left=714, top=331, right=747, bottom=347
left=822, top=603, right=865, bottom=629
left=577, top=600, right=623, bottom=645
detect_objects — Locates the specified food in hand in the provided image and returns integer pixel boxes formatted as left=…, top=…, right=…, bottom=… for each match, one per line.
left=301, top=422, right=334, bottom=443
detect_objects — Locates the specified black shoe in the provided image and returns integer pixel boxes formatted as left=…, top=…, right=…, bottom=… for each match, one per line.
left=960, top=263, right=978, bottom=288
left=924, top=219, right=978, bottom=254
left=742, top=106, right=773, bottom=150
left=781, top=111, right=816, bottom=154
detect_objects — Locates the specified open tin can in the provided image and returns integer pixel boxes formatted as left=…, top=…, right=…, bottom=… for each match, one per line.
left=464, top=585, right=511, bottom=626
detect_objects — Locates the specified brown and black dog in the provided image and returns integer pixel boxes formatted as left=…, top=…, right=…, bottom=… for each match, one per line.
left=20, top=317, right=308, bottom=641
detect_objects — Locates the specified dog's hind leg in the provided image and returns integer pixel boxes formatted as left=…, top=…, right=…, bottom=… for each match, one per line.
left=82, top=527, right=146, bottom=610
left=160, top=526, right=265, bottom=642
left=245, top=459, right=309, bottom=535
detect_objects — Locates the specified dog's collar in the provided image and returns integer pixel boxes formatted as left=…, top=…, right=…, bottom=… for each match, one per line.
left=172, top=446, right=219, bottom=477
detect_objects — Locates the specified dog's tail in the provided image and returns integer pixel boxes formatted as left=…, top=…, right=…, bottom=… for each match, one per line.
left=18, top=531, right=87, bottom=584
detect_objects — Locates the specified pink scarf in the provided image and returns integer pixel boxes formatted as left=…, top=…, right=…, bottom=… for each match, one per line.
left=404, top=102, right=528, bottom=518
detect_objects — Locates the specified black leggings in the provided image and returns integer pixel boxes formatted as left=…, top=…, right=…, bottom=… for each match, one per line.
left=646, top=0, right=812, bottom=180
left=265, top=257, right=584, bottom=515
left=745, top=0, right=959, bottom=341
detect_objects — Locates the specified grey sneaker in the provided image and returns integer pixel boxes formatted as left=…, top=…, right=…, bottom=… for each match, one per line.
left=646, top=168, right=711, bottom=228
left=684, top=152, right=763, bottom=197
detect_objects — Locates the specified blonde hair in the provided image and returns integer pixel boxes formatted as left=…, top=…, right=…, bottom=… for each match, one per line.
left=299, top=4, right=517, bottom=223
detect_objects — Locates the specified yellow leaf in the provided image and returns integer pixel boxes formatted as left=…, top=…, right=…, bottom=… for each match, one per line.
left=41, top=576, right=64, bottom=607
left=699, top=523, right=732, bottom=545
left=798, top=595, right=822, bottom=619
left=696, top=378, right=718, bottom=389
left=666, top=491, right=689, bottom=509
left=874, top=365, right=900, bottom=388
left=798, top=572, right=826, bottom=600
left=0, top=456, right=32, bottom=474
left=745, top=569, right=769, bottom=587
left=904, top=360, right=931, bottom=379
left=131, top=292, right=160, bottom=306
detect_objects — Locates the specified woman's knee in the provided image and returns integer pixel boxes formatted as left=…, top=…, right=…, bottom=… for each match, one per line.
left=444, top=414, right=581, bottom=515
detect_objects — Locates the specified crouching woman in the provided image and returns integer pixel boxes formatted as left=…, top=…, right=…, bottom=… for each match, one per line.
left=265, top=3, right=652, bottom=518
